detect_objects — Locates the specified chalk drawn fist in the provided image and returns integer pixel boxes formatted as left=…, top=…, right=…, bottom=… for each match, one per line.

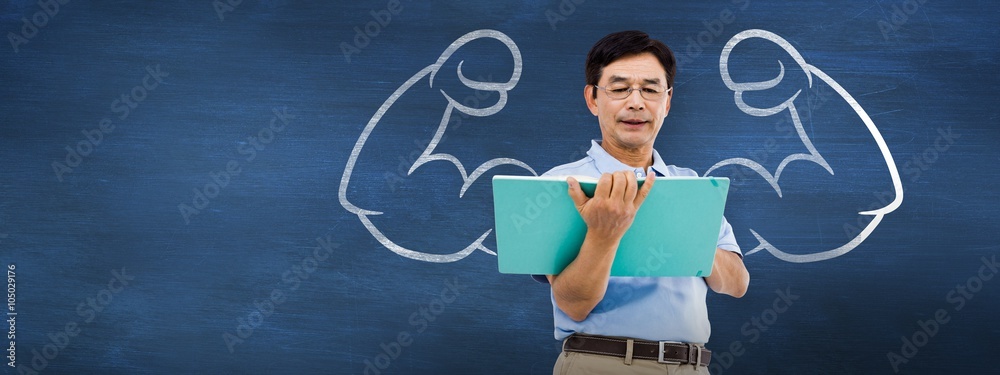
left=339, top=30, right=533, bottom=263
left=706, top=29, right=904, bottom=263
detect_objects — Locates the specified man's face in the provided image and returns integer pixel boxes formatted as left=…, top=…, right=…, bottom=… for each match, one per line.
left=585, top=53, right=671, bottom=151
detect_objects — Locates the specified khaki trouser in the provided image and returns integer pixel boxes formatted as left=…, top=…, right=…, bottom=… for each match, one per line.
left=553, top=350, right=710, bottom=375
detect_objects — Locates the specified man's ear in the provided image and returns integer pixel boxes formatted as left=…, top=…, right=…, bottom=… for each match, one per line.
left=584, top=85, right=599, bottom=116
left=663, top=87, right=673, bottom=117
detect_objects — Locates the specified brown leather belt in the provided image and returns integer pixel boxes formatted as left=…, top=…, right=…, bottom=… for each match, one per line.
left=562, top=334, right=712, bottom=367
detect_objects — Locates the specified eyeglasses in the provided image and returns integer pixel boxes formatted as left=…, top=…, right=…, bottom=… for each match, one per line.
left=593, top=84, right=671, bottom=101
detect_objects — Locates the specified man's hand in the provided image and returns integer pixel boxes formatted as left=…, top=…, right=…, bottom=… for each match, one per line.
left=567, top=171, right=655, bottom=246
left=705, top=249, right=750, bottom=298
left=548, top=170, right=655, bottom=321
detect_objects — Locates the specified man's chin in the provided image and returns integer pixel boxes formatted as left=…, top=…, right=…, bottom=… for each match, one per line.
left=612, top=134, right=655, bottom=149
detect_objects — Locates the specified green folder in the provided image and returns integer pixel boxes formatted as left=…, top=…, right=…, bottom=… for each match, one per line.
left=492, top=175, right=730, bottom=277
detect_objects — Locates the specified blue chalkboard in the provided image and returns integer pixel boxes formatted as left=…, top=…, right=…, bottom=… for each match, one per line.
left=1, top=1, right=998, bottom=374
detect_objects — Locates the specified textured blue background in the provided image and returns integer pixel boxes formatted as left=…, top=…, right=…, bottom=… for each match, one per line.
left=1, top=1, right=998, bottom=374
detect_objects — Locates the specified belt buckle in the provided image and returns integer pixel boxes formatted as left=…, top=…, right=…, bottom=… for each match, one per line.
left=692, top=343, right=703, bottom=368
left=656, top=341, right=682, bottom=364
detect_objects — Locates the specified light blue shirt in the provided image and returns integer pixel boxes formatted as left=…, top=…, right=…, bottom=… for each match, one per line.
left=536, top=140, right=741, bottom=344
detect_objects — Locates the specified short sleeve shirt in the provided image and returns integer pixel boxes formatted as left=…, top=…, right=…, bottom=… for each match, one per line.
left=536, top=140, right=741, bottom=343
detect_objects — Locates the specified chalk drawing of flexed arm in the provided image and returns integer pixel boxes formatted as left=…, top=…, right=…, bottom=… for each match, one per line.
left=339, top=29, right=533, bottom=263
left=706, top=29, right=904, bottom=263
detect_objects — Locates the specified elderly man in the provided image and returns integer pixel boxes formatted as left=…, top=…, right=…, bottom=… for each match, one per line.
left=536, top=30, right=750, bottom=375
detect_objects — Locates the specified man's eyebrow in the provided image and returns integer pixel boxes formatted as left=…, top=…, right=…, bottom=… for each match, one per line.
left=606, top=75, right=663, bottom=85
left=608, top=75, right=630, bottom=83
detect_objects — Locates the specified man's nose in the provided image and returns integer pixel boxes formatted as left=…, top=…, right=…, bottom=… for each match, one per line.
left=626, top=89, right=645, bottom=110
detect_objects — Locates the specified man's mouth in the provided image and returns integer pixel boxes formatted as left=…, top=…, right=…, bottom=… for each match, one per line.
left=620, top=119, right=648, bottom=127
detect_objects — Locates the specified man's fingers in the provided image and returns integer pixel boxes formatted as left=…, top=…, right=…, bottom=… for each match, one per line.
left=634, top=172, right=655, bottom=207
left=623, top=170, right=638, bottom=203
left=566, top=177, right=589, bottom=210
left=610, top=171, right=628, bottom=201
left=594, top=173, right=612, bottom=199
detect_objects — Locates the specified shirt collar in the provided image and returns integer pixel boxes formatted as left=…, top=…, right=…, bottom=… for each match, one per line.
left=586, top=139, right=671, bottom=177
